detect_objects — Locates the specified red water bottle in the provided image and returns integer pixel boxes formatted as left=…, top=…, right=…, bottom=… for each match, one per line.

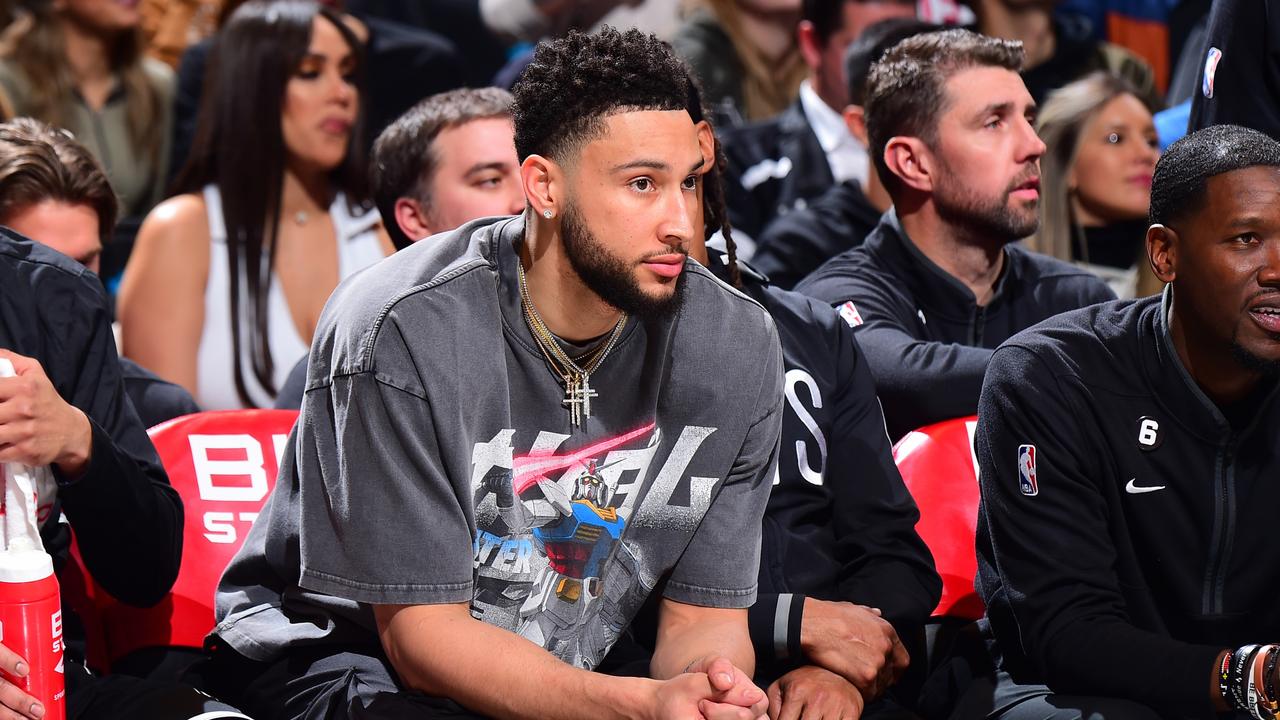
left=0, top=357, right=64, bottom=719
left=0, top=549, right=64, bottom=720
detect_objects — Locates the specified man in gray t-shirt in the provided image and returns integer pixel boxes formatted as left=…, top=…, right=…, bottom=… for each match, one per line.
left=208, top=28, right=783, bottom=720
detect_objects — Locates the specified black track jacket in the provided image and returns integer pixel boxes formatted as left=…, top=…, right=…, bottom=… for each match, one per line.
left=705, top=252, right=940, bottom=683
left=0, top=231, right=182, bottom=613
left=975, top=292, right=1280, bottom=715
left=796, top=212, right=1114, bottom=439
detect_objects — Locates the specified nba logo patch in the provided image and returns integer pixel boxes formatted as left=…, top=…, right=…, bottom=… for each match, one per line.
left=838, top=301, right=863, bottom=328
left=1017, top=444, right=1038, bottom=496
left=1203, top=47, right=1222, bottom=98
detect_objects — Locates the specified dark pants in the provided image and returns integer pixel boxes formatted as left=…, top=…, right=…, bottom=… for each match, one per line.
left=956, top=668, right=1164, bottom=720
left=65, top=656, right=250, bottom=720
left=199, top=645, right=487, bottom=720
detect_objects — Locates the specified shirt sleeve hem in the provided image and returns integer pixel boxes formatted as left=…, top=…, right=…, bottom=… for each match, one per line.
left=663, top=580, right=757, bottom=609
left=299, top=568, right=473, bottom=606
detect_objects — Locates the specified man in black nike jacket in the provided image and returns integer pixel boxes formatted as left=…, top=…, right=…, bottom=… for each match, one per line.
left=974, top=124, right=1280, bottom=719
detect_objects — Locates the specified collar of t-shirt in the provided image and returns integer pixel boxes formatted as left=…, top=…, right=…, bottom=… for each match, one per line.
left=798, top=80, right=868, bottom=189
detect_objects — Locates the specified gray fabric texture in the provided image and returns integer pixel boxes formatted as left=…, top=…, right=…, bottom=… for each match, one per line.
left=213, top=215, right=784, bottom=671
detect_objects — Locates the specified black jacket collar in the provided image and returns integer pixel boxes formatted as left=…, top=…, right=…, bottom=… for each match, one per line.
left=866, top=210, right=1015, bottom=321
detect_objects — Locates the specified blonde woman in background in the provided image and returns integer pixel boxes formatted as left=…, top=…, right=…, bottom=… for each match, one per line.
left=673, top=0, right=806, bottom=126
left=1032, top=71, right=1162, bottom=298
left=0, top=0, right=174, bottom=283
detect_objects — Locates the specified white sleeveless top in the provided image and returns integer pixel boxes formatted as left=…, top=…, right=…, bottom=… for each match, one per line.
left=196, top=184, right=385, bottom=409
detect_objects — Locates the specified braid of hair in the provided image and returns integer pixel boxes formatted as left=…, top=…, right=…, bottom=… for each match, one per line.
left=704, top=135, right=742, bottom=288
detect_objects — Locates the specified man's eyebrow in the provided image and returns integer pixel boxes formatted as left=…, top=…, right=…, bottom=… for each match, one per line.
left=609, top=159, right=670, bottom=173
left=974, top=101, right=1014, bottom=119
left=464, top=161, right=512, bottom=177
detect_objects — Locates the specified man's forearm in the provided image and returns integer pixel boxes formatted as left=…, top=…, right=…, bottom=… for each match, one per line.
left=652, top=605, right=755, bottom=680
left=376, top=604, right=655, bottom=720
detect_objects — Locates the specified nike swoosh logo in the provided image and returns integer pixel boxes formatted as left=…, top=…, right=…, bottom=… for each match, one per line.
left=1125, top=478, right=1166, bottom=495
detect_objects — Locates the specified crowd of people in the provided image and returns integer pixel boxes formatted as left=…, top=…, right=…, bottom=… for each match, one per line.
left=0, top=0, right=1276, bottom=719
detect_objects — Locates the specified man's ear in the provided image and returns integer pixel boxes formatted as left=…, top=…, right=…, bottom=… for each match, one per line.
left=394, top=197, right=434, bottom=242
left=695, top=120, right=715, bottom=174
left=883, top=136, right=933, bottom=193
left=1147, top=223, right=1177, bottom=283
left=796, top=20, right=823, bottom=72
left=843, top=105, right=868, bottom=146
left=521, top=154, right=561, bottom=221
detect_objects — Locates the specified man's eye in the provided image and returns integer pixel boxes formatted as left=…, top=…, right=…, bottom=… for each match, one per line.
left=630, top=178, right=653, bottom=192
left=682, top=175, right=699, bottom=190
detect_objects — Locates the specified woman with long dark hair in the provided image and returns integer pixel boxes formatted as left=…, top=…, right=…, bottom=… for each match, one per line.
left=0, top=0, right=174, bottom=280
left=119, top=0, right=392, bottom=409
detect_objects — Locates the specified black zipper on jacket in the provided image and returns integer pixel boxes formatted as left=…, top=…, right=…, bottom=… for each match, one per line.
left=1202, top=437, right=1236, bottom=615
left=971, top=306, right=986, bottom=346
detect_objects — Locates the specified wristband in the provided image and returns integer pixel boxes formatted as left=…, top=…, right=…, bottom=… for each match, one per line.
left=1266, top=646, right=1280, bottom=709
left=1235, top=645, right=1261, bottom=712
left=1254, top=645, right=1280, bottom=719
left=1222, top=649, right=1236, bottom=707
left=787, top=593, right=806, bottom=664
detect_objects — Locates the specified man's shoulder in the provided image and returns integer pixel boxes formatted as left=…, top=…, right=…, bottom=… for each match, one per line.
left=993, top=296, right=1155, bottom=384
left=1007, top=244, right=1115, bottom=303
left=316, top=217, right=511, bottom=373
left=793, top=237, right=885, bottom=305
left=683, top=260, right=776, bottom=335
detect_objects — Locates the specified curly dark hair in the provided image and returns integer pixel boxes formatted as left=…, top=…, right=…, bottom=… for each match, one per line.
left=511, top=26, right=690, bottom=163
left=1150, top=124, right=1280, bottom=228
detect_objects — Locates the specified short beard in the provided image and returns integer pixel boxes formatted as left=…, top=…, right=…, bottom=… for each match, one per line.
left=560, top=203, right=686, bottom=322
left=933, top=160, right=1039, bottom=244
left=1230, top=330, right=1280, bottom=379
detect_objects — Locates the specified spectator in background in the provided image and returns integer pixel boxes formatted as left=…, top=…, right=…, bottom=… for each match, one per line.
left=119, top=0, right=392, bottom=410
left=796, top=30, right=1114, bottom=440
left=753, top=16, right=937, bottom=289
left=674, top=0, right=806, bottom=128
left=480, top=0, right=643, bottom=40
left=1032, top=71, right=1162, bottom=299
left=1187, top=0, right=1280, bottom=141
left=0, top=118, right=198, bottom=428
left=969, top=0, right=1158, bottom=109
left=718, top=0, right=916, bottom=248
left=275, top=86, right=523, bottom=409
left=139, top=0, right=220, bottom=68
left=169, top=0, right=464, bottom=181
left=0, top=0, right=175, bottom=286
left=372, top=87, right=523, bottom=250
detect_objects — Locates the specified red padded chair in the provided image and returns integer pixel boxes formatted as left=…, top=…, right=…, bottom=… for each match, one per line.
left=893, top=416, right=984, bottom=621
left=64, top=409, right=298, bottom=671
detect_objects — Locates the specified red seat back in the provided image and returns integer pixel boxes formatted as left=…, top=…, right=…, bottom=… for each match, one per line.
left=893, top=416, right=984, bottom=620
left=66, top=409, right=297, bottom=669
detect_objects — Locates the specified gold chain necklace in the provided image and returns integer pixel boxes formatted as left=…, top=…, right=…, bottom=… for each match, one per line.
left=517, top=260, right=628, bottom=427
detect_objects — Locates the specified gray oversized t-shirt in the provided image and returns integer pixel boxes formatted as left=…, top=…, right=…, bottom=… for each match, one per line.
left=213, top=216, right=784, bottom=670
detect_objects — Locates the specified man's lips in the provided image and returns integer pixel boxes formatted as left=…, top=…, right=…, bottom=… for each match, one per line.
left=1010, top=177, right=1040, bottom=200
left=643, top=254, right=686, bottom=278
left=1249, top=297, right=1280, bottom=334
